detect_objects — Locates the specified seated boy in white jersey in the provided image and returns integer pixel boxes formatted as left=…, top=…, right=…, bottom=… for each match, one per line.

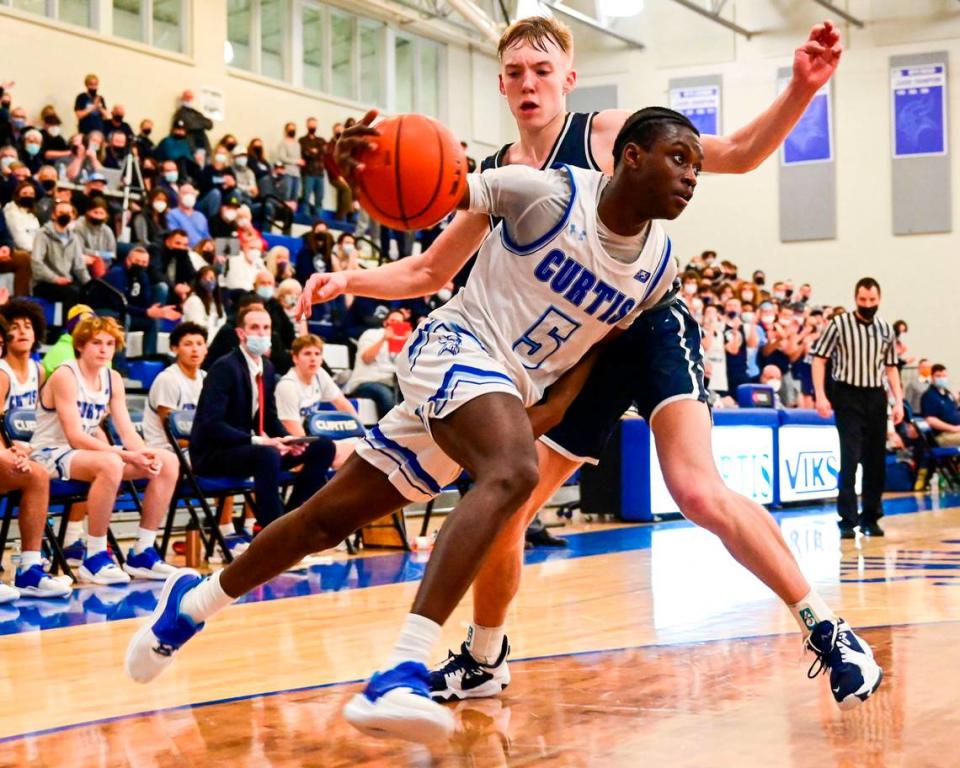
left=0, top=299, right=46, bottom=413
left=30, top=316, right=181, bottom=585
left=276, top=334, right=360, bottom=468
left=125, top=108, right=699, bottom=739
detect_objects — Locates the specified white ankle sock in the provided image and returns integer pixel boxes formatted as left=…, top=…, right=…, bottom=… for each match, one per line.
left=66, top=520, right=84, bottom=543
left=220, top=523, right=235, bottom=537
left=789, top=589, right=836, bottom=633
left=466, top=623, right=505, bottom=665
left=180, top=570, right=235, bottom=623
left=385, top=613, right=442, bottom=668
left=87, top=535, right=107, bottom=556
left=19, top=551, right=42, bottom=569
left=134, top=528, right=157, bottom=554
left=244, top=518, right=255, bottom=536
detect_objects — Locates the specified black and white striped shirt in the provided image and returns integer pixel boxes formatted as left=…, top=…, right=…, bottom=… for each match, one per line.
left=813, top=312, right=897, bottom=389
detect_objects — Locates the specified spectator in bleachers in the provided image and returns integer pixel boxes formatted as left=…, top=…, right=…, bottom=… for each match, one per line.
left=204, top=293, right=266, bottom=368
left=259, top=159, right=295, bottom=207
left=192, top=237, right=224, bottom=274
left=760, top=364, right=785, bottom=409
left=135, top=118, right=155, bottom=160
left=380, top=227, right=412, bottom=261
left=235, top=205, right=266, bottom=252
left=182, top=265, right=226, bottom=340
left=2, top=180, right=38, bottom=295
left=155, top=159, right=181, bottom=206
left=906, top=358, right=932, bottom=414
left=333, top=232, right=360, bottom=273
left=325, top=122, right=352, bottom=220
left=41, top=303, right=94, bottom=376
left=208, top=189, right=242, bottom=239
left=0, top=298, right=45, bottom=411
left=69, top=172, right=108, bottom=217
left=6, top=105, right=31, bottom=153
left=246, top=138, right=270, bottom=179
left=793, top=308, right=823, bottom=408
left=265, top=244, right=293, bottom=283
left=299, top=117, right=325, bottom=219
left=295, top=220, right=333, bottom=282
left=0, top=146, right=17, bottom=187
left=276, top=334, right=357, bottom=436
left=21, top=129, right=43, bottom=173
left=34, top=165, right=58, bottom=225
left=31, top=199, right=89, bottom=311
left=723, top=296, right=755, bottom=395
left=0, top=160, right=30, bottom=206
left=74, top=74, right=109, bottom=134
left=131, top=187, right=170, bottom=247
left=104, top=245, right=180, bottom=357
left=39, top=108, right=70, bottom=166
left=166, top=182, right=209, bottom=247
left=798, top=282, right=813, bottom=304
left=155, top=118, right=193, bottom=167
left=277, top=278, right=307, bottom=337
left=701, top=304, right=728, bottom=396
left=920, top=365, right=960, bottom=447
left=173, top=90, right=212, bottom=154
left=225, top=242, right=264, bottom=295
left=218, top=134, right=239, bottom=154
left=30, top=315, right=180, bottom=583
left=66, top=130, right=105, bottom=182
left=253, top=269, right=294, bottom=374
left=190, top=304, right=336, bottom=529
left=232, top=149, right=258, bottom=203
left=343, top=308, right=409, bottom=418
left=893, top=319, right=914, bottom=370
left=107, top=105, right=134, bottom=141
left=276, top=122, right=302, bottom=203
left=198, top=146, right=237, bottom=218
left=103, top=129, right=131, bottom=170
left=73, top=196, right=115, bottom=278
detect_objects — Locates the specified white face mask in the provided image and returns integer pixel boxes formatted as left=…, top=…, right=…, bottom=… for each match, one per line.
left=47, top=126, right=61, bottom=137
left=152, top=200, right=168, bottom=213
left=741, top=312, right=755, bottom=324
left=88, top=142, right=101, bottom=152
left=341, top=243, right=355, bottom=256
left=683, top=283, right=697, bottom=296
left=222, top=208, right=237, bottom=222
left=247, top=249, right=262, bottom=262
left=237, top=218, right=251, bottom=229
left=181, top=193, right=196, bottom=209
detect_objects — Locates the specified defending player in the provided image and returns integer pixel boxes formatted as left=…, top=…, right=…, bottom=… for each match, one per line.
left=125, top=108, right=700, bottom=740
left=313, top=16, right=880, bottom=719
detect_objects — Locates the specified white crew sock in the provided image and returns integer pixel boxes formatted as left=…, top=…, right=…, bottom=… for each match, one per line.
left=384, top=613, right=442, bottom=669
left=65, top=520, right=85, bottom=543
left=220, top=523, right=235, bottom=537
left=789, top=589, right=836, bottom=633
left=244, top=518, right=255, bottom=536
left=134, top=528, right=157, bottom=555
left=19, top=551, right=42, bottom=569
left=180, top=570, right=236, bottom=623
left=87, top=535, right=108, bottom=556
left=466, top=623, right=506, bottom=666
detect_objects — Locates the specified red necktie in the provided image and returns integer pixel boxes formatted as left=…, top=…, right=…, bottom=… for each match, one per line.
left=256, top=372, right=265, bottom=436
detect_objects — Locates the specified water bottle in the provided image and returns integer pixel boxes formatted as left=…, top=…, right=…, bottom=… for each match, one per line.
left=184, top=520, right=202, bottom=567
left=931, top=471, right=940, bottom=499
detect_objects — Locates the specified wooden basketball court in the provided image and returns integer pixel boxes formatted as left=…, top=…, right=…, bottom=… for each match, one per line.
left=2, top=494, right=959, bottom=766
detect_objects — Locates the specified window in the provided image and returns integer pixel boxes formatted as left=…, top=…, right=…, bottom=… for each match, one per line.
left=359, top=20, right=384, bottom=107
left=302, top=4, right=324, bottom=91
left=152, top=0, right=182, bottom=52
left=113, top=0, right=143, bottom=42
left=227, top=0, right=253, bottom=70
left=330, top=10, right=354, bottom=100
left=395, top=35, right=414, bottom=113
left=9, top=0, right=94, bottom=28
left=111, top=0, right=184, bottom=51
left=419, top=40, right=440, bottom=117
left=260, top=0, right=286, bottom=80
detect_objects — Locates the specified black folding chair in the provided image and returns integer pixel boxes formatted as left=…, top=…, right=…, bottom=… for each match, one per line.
left=912, top=417, right=960, bottom=490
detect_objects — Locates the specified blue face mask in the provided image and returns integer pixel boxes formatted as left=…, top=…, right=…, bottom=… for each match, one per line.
left=25, top=144, right=41, bottom=157
left=256, top=285, right=275, bottom=301
left=934, top=377, right=949, bottom=390
left=245, top=334, right=271, bottom=357
left=164, top=171, right=178, bottom=183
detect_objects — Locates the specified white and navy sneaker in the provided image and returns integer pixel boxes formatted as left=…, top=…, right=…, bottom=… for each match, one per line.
left=14, top=565, right=72, bottom=598
left=0, top=582, right=20, bottom=604
left=430, top=638, right=511, bottom=702
left=209, top=533, right=250, bottom=564
left=123, top=548, right=178, bottom=580
left=63, top=539, right=86, bottom=567
left=344, top=661, right=455, bottom=743
left=78, top=551, right=131, bottom=585
left=125, top=568, right=205, bottom=683
left=806, top=618, right=883, bottom=710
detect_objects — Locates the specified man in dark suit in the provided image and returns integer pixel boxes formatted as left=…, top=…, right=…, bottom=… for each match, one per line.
left=190, top=303, right=336, bottom=528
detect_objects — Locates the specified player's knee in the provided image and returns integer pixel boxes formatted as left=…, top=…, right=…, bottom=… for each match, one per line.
left=673, top=481, right=729, bottom=534
left=480, top=459, right=539, bottom=510
left=158, top=450, right=179, bottom=480
left=99, top=454, right=125, bottom=481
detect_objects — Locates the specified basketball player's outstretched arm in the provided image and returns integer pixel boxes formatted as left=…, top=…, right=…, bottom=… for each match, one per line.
left=592, top=21, right=842, bottom=175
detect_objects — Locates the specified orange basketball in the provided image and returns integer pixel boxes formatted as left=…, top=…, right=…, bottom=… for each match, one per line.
left=355, top=114, right=467, bottom=231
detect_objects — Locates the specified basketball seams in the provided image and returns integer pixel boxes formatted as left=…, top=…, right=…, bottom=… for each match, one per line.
left=395, top=115, right=408, bottom=229
left=404, top=119, right=446, bottom=223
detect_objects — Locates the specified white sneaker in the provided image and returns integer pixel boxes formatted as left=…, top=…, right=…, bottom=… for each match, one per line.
left=430, top=638, right=511, bottom=702
left=0, top=582, right=20, bottom=603
left=123, top=548, right=178, bottom=580
left=78, top=551, right=131, bottom=585
left=14, top=565, right=72, bottom=598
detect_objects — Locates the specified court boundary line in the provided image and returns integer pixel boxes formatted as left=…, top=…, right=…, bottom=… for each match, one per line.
left=3, top=615, right=960, bottom=745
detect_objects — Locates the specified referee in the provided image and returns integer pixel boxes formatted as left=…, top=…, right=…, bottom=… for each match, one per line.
left=812, top=277, right=903, bottom=539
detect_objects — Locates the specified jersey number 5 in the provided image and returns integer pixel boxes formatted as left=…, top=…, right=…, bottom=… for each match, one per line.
left=513, top=307, right=581, bottom=370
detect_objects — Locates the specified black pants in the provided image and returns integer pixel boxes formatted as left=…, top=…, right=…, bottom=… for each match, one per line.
left=33, top=281, right=82, bottom=315
left=831, top=382, right=887, bottom=529
left=195, top=439, right=336, bottom=528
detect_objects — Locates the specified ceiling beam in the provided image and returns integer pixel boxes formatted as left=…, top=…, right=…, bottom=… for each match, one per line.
left=543, top=1, right=645, bottom=49
left=444, top=0, right=504, bottom=45
left=667, top=0, right=755, bottom=39
left=810, top=0, right=865, bottom=28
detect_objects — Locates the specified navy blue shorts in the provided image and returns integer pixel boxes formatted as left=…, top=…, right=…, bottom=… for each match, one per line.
left=542, top=298, right=708, bottom=464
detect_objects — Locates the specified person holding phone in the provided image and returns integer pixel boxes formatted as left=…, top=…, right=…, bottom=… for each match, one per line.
left=343, top=309, right=410, bottom=419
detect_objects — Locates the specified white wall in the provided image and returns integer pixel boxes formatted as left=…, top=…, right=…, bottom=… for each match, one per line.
left=574, top=0, right=960, bottom=373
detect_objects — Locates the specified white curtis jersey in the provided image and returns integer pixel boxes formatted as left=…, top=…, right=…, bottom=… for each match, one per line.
left=0, top=359, right=41, bottom=411
left=429, top=164, right=675, bottom=405
left=142, top=364, right=206, bottom=449
left=31, top=361, right=111, bottom=450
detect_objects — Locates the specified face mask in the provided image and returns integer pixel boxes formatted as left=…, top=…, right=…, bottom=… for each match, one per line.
left=256, top=285, right=275, bottom=301
left=683, top=283, right=697, bottom=296
left=276, top=262, right=289, bottom=276
left=286, top=129, right=296, bottom=138
left=1, top=157, right=15, bottom=170
left=152, top=199, right=168, bottom=213
left=225, top=141, right=237, bottom=151
left=128, top=264, right=144, bottom=277
left=142, top=128, right=152, bottom=137
left=167, top=247, right=188, bottom=261
left=754, top=276, right=765, bottom=287
left=726, top=310, right=738, bottom=319
left=87, top=216, right=105, bottom=227
left=307, top=127, right=316, bottom=135
left=88, top=142, right=101, bottom=153
left=341, top=244, right=355, bottom=255
left=88, top=88, right=98, bottom=97
left=245, top=334, right=271, bottom=357
left=252, top=146, right=263, bottom=158
left=741, top=291, right=754, bottom=302
left=17, top=197, right=35, bottom=210
left=213, top=261, right=225, bottom=275
left=760, top=313, right=775, bottom=325
left=181, top=194, right=196, bottom=209
left=237, top=218, right=251, bottom=229
left=215, top=153, right=229, bottom=165
left=934, top=377, right=949, bottom=390
left=856, top=304, right=878, bottom=321
left=12, top=118, right=26, bottom=130
left=436, top=288, right=452, bottom=303
left=784, top=288, right=794, bottom=299
left=47, top=125, right=61, bottom=137
left=773, top=291, right=785, bottom=301
left=741, top=312, right=755, bottom=324
left=201, top=249, right=215, bottom=260
left=55, top=213, right=72, bottom=227
left=282, top=294, right=297, bottom=307
left=247, top=249, right=262, bottom=262
left=40, top=179, right=56, bottom=192
left=163, top=171, right=178, bottom=183
left=235, top=156, right=248, bottom=168
left=201, top=278, right=217, bottom=293
left=222, top=208, right=237, bottom=222
left=25, top=144, right=40, bottom=156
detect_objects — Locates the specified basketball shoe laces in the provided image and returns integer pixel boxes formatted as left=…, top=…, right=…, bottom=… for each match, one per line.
left=439, top=643, right=486, bottom=681
left=804, top=620, right=840, bottom=679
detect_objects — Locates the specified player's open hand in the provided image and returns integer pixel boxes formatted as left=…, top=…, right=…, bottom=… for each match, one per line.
left=793, top=20, right=843, bottom=92
left=297, top=272, right=348, bottom=320
left=334, top=109, right=379, bottom=190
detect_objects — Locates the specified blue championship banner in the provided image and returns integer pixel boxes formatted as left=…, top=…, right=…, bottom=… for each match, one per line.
left=669, top=84, right=720, bottom=136
left=891, top=63, right=947, bottom=158
left=779, top=79, right=832, bottom=165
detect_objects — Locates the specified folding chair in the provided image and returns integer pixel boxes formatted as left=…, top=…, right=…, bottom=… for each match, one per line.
left=305, top=411, right=410, bottom=552
left=912, top=417, right=960, bottom=490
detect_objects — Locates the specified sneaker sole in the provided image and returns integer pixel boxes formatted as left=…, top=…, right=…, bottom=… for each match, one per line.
left=78, top=566, right=130, bottom=585
left=838, top=666, right=884, bottom=710
left=343, top=690, right=454, bottom=743
left=124, top=567, right=201, bottom=684
left=431, top=680, right=509, bottom=703
left=123, top=565, right=178, bottom=581
left=16, top=585, right=72, bottom=599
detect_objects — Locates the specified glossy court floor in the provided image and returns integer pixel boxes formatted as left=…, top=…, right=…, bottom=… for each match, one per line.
left=1, top=493, right=960, bottom=767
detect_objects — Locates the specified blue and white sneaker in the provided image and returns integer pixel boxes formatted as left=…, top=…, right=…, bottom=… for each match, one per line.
left=78, top=551, right=130, bottom=585
left=14, top=564, right=72, bottom=598
left=344, top=661, right=455, bottom=742
left=125, top=568, right=205, bottom=684
left=123, top=547, right=178, bottom=580
left=209, top=533, right=250, bottom=564
left=0, top=582, right=20, bottom=604
left=429, top=638, right=511, bottom=702
left=63, top=539, right=86, bottom=567
left=806, top=618, right=883, bottom=710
